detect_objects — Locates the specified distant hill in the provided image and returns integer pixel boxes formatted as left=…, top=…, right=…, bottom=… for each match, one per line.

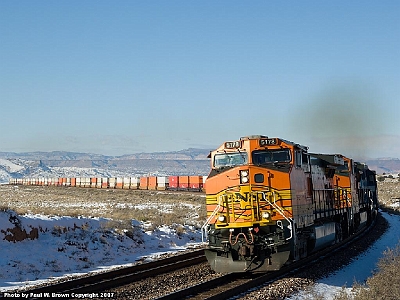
left=0, top=149, right=398, bottom=184
left=0, top=149, right=211, bottom=183
left=364, top=158, right=400, bottom=175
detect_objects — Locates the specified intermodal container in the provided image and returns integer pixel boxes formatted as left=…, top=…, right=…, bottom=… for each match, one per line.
left=168, top=176, right=179, bottom=190
left=130, top=177, right=139, bottom=189
left=109, top=178, right=116, bottom=189
left=148, top=176, right=157, bottom=190
left=80, top=178, right=87, bottom=187
left=78, top=178, right=83, bottom=187
left=101, top=177, right=109, bottom=189
left=116, top=177, right=123, bottom=189
left=140, top=177, right=149, bottom=190
left=71, top=178, right=76, bottom=187
left=122, top=178, right=130, bottom=189
left=90, top=178, right=97, bottom=188
left=157, top=176, right=169, bottom=190
left=178, top=176, right=189, bottom=190
left=189, top=176, right=203, bottom=191
left=96, top=178, right=102, bottom=188
left=81, top=178, right=89, bottom=187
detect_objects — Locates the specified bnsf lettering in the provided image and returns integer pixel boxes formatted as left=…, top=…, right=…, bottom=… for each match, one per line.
left=235, top=192, right=250, bottom=201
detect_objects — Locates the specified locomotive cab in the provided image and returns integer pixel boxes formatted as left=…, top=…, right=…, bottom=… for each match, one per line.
left=203, top=136, right=304, bottom=272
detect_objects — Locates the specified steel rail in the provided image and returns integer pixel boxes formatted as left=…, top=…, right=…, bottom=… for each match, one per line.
left=24, top=249, right=206, bottom=298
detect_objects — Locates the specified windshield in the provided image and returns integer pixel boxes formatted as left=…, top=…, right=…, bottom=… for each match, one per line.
left=214, top=152, right=248, bottom=168
left=252, top=149, right=291, bottom=165
left=336, top=161, right=349, bottom=175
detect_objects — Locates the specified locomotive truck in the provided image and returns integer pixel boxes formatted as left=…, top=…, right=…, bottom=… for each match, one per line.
left=202, top=135, right=378, bottom=273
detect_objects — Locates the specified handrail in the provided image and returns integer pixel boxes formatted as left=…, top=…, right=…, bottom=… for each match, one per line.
left=260, top=191, right=294, bottom=241
left=201, top=196, right=221, bottom=242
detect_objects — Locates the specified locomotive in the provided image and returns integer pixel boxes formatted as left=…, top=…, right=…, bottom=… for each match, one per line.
left=202, top=135, right=378, bottom=273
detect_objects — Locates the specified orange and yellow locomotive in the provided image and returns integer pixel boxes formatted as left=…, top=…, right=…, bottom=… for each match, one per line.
left=203, top=135, right=378, bottom=273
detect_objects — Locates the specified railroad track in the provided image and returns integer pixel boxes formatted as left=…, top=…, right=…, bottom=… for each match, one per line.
left=20, top=214, right=380, bottom=300
left=156, top=217, right=378, bottom=300
left=23, top=249, right=206, bottom=299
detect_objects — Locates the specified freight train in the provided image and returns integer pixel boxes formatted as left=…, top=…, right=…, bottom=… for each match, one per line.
left=202, top=135, right=378, bottom=273
left=9, top=175, right=207, bottom=191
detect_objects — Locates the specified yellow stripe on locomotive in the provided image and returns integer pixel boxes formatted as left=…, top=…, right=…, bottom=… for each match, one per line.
left=206, top=187, right=293, bottom=228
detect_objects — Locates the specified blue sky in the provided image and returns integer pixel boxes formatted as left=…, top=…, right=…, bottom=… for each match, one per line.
left=1, top=1, right=399, bottom=158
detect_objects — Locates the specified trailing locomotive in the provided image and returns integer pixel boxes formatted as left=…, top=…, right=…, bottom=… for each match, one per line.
left=202, top=135, right=378, bottom=273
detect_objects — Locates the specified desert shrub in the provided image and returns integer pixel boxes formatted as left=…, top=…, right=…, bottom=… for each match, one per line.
left=355, top=243, right=400, bottom=299
left=0, top=205, right=10, bottom=212
left=101, top=219, right=132, bottom=231
left=334, top=243, right=400, bottom=300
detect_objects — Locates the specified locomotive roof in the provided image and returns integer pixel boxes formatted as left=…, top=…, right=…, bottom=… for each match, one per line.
left=240, top=135, right=308, bottom=151
left=309, top=153, right=345, bottom=166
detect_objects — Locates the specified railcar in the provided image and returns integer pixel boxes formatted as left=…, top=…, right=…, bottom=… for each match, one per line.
left=202, top=135, right=378, bottom=273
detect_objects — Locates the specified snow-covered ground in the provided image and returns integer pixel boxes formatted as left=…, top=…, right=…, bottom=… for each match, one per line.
left=1, top=210, right=399, bottom=298
left=0, top=210, right=202, bottom=292
left=287, top=211, right=400, bottom=300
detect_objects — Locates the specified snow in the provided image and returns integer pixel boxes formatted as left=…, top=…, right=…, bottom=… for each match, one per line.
left=0, top=210, right=203, bottom=292
left=0, top=159, right=24, bottom=173
left=1, top=209, right=399, bottom=297
left=287, top=211, right=400, bottom=300
left=391, top=201, right=400, bottom=208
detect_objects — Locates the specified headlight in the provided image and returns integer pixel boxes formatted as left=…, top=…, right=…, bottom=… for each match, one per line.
left=240, top=170, right=249, bottom=184
left=262, top=211, right=271, bottom=219
left=218, top=215, right=226, bottom=222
